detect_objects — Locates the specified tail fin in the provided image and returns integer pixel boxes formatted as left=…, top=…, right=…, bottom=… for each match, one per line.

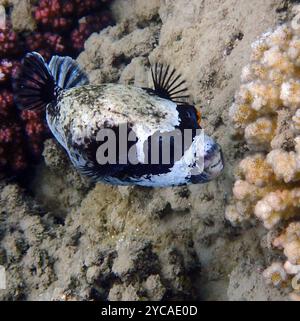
left=14, top=52, right=89, bottom=111
left=14, top=52, right=58, bottom=111
left=48, top=56, right=88, bottom=89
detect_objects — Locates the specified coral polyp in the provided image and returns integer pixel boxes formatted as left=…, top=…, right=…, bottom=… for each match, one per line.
left=0, top=101, right=27, bottom=174
left=71, top=13, right=113, bottom=52
left=0, top=25, right=20, bottom=57
left=272, top=223, right=300, bottom=299
left=25, top=32, right=67, bottom=61
left=33, top=0, right=114, bottom=55
left=0, top=59, right=20, bottom=83
left=34, top=0, right=75, bottom=32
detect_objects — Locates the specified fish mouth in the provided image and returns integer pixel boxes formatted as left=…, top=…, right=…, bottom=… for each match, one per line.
left=210, top=148, right=224, bottom=170
left=210, top=157, right=223, bottom=170
left=189, top=149, right=224, bottom=184
left=204, top=145, right=224, bottom=179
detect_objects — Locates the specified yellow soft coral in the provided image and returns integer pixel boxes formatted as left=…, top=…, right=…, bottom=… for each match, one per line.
left=292, top=109, right=300, bottom=132
left=273, top=222, right=300, bottom=264
left=262, top=262, right=288, bottom=287
left=281, top=80, right=300, bottom=109
left=254, top=189, right=300, bottom=229
left=244, top=117, right=277, bottom=149
left=266, top=147, right=300, bottom=183
left=237, top=153, right=275, bottom=187
left=263, top=223, right=300, bottom=300
left=227, top=13, right=300, bottom=300
left=230, top=20, right=300, bottom=151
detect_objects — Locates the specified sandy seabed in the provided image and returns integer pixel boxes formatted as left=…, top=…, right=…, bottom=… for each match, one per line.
left=0, top=0, right=296, bottom=301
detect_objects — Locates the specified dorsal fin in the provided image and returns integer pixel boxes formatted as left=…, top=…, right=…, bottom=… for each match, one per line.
left=150, top=63, right=189, bottom=104
left=48, top=56, right=89, bottom=89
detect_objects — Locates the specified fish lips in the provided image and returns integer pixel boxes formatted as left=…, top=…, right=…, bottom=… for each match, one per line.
left=189, top=144, right=224, bottom=184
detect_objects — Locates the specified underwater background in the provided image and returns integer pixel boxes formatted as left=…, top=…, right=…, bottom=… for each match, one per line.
left=0, top=0, right=299, bottom=301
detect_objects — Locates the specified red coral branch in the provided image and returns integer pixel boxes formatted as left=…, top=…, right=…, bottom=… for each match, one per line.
left=0, top=0, right=113, bottom=178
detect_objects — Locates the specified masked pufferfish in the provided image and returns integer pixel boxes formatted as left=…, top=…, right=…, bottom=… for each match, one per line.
left=15, top=52, right=224, bottom=187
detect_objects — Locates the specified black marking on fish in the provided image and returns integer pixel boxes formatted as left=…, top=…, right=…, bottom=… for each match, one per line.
left=74, top=117, right=200, bottom=183
left=14, top=52, right=88, bottom=112
left=60, top=102, right=201, bottom=183
left=176, top=104, right=201, bottom=130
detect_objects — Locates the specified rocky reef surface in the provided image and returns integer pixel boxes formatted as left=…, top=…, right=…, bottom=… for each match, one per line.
left=0, top=0, right=298, bottom=301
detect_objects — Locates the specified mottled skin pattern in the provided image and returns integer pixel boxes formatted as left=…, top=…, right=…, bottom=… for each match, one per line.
left=15, top=51, right=223, bottom=186
left=46, top=84, right=181, bottom=184
left=48, top=84, right=179, bottom=143
left=46, top=84, right=223, bottom=186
